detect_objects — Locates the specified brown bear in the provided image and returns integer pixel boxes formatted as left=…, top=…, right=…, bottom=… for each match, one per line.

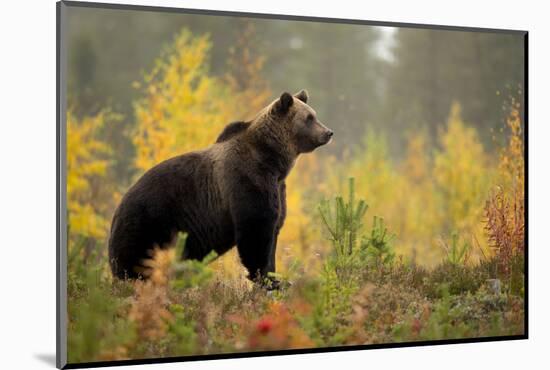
left=108, top=90, right=333, bottom=288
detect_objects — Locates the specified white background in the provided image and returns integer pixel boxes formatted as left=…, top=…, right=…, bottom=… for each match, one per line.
left=0, top=0, right=548, bottom=369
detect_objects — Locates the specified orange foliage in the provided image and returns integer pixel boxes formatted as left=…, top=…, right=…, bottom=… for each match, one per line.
left=129, top=248, right=175, bottom=341
left=485, top=99, right=525, bottom=272
left=247, top=301, right=314, bottom=350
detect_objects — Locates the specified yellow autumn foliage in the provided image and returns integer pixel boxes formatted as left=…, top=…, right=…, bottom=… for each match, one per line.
left=133, top=29, right=271, bottom=173
left=398, top=132, right=442, bottom=263
left=133, top=30, right=227, bottom=171
left=314, top=103, right=495, bottom=266
left=497, top=99, right=524, bottom=194
left=327, top=131, right=409, bottom=259
left=277, top=155, right=325, bottom=274
left=433, top=102, right=492, bottom=236
left=67, top=110, right=119, bottom=242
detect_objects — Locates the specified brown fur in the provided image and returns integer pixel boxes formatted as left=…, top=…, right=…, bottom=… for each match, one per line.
left=108, top=90, right=333, bottom=288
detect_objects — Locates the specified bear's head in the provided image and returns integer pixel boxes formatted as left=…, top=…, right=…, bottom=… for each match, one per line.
left=269, top=90, right=334, bottom=154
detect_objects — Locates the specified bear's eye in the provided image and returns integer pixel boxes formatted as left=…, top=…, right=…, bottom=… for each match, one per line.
left=306, top=114, right=314, bottom=124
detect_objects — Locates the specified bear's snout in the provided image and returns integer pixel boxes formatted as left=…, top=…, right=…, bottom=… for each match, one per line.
left=320, top=129, right=334, bottom=145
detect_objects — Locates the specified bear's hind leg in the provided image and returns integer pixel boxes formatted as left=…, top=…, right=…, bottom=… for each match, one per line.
left=109, top=227, right=159, bottom=280
left=109, top=242, right=149, bottom=280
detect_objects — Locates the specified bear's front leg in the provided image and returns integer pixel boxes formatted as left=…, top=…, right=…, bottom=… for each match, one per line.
left=232, top=187, right=280, bottom=289
left=235, top=213, right=278, bottom=287
left=268, top=181, right=287, bottom=275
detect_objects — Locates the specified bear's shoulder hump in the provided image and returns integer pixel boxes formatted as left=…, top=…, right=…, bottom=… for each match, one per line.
left=215, top=121, right=250, bottom=143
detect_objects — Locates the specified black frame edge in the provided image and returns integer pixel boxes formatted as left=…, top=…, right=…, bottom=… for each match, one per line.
left=64, top=335, right=527, bottom=369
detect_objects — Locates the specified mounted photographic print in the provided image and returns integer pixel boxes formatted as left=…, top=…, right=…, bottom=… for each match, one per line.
left=56, top=1, right=527, bottom=368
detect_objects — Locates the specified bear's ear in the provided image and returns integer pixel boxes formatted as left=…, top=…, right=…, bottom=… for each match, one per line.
left=275, top=92, right=294, bottom=114
left=294, top=89, right=309, bottom=103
